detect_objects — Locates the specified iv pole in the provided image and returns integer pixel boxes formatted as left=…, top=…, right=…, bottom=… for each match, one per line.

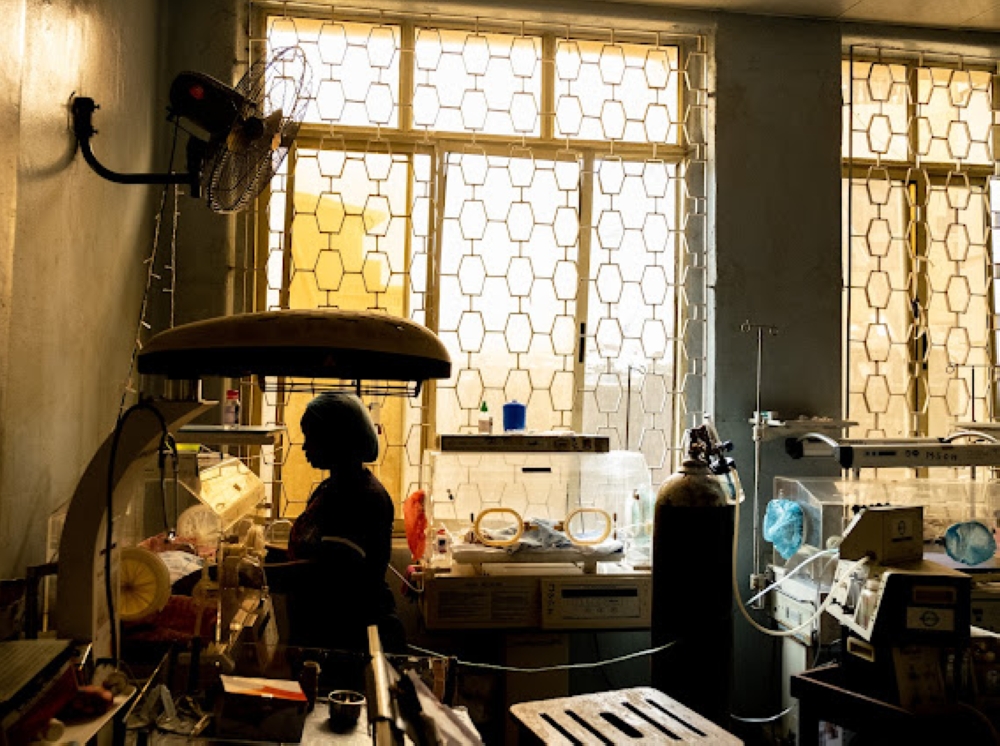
left=741, top=320, right=778, bottom=597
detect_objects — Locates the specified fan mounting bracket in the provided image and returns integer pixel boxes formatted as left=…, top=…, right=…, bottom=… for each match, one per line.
left=72, top=96, right=203, bottom=196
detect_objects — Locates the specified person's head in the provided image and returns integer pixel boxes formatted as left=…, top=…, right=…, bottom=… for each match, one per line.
left=300, top=392, right=379, bottom=469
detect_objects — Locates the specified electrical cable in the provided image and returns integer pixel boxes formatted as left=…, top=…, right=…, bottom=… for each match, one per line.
left=105, top=398, right=171, bottom=666
left=406, top=640, right=675, bottom=674
left=387, top=562, right=423, bottom=594
left=117, top=121, right=181, bottom=418
left=159, top=455, right=170, bottom=534
left=744, top=547, right=839, bottom=607
left=157, top=433, right=180, bottom=533
left=730, top=703, right=796, bottom=724
left=810, top=554, right=842, bottom=668
left=956, top=702, right=1000, bottom=742
left=169, top=434, right=180, bottom=529
left=944, top=430, right=1000, bottom=444
left=794, top=431, right=841, bottom=450
left=731, top=481, right=870, bottom=638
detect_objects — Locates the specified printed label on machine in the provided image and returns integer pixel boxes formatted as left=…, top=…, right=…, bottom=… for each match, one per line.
left=905, top=606, right=955, bottom=632
left=887, top=516, right=916, bottom=543
left=438, top=588, right=536, bottom=624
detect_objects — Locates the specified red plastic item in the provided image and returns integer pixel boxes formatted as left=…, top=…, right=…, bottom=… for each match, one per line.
left=403, top=489, right=428, bottom=561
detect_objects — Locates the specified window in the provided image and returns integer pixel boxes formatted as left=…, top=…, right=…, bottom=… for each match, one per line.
left=843, top=47, right=1000, bottom=448
left=251, top=6, right=710, bottom=517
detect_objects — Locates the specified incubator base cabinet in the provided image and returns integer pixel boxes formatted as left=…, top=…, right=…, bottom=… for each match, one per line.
left=421, top=564, right=651, bottom=631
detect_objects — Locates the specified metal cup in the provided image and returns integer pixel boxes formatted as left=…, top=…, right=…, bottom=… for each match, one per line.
left=328, top=690, right=365, bottom=733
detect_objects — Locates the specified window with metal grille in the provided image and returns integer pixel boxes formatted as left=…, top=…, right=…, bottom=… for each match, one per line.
left=843, top=47, right=1000, bottom=457
left=249, top=5, right=711, bottom=518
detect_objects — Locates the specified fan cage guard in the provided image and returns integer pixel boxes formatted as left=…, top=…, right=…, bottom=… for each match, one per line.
left=203, top=44, right=311, bottom=214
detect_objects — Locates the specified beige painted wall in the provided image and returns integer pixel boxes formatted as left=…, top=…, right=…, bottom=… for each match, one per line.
left=0, top=0, right=165, bottom=578
left=0, top=1, right=27, bottom=576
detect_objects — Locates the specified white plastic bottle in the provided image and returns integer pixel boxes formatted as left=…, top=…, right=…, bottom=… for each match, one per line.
left=222, top=389, right=241, bottom=428
left=433, top=526, right=452, bottom=567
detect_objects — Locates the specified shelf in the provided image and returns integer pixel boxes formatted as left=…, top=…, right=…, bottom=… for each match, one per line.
left=748, top=418, right=857, bottom=443
left=436, top=433, right=609, bottom=453
left=174, top=424, right=285, bottom=447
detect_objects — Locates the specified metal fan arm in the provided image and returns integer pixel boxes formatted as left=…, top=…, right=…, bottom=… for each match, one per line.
left=72, top=96, right=200, bottom=190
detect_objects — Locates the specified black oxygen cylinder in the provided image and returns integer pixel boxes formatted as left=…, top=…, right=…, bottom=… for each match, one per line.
left=651, top=457, right=735, bottom=726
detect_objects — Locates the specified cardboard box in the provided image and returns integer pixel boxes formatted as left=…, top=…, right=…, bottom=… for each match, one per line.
left=214, top=675, right=307, bottom=742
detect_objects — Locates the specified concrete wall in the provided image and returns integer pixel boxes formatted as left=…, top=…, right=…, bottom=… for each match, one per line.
left=0, top=0, right=250, bottom=579
left=713, top=14, right=844, bottom=720
left=0, top=0, right=166, bottom=578
left=158, top=0, right=245, bottom=330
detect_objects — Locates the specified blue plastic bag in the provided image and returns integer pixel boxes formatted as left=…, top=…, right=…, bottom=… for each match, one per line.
left=944, top=521, right=997, bottom=566
left=763, top=499, right=804, bottom=560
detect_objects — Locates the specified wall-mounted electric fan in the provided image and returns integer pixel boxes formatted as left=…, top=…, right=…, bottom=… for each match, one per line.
left=72, top=46, right=311, bottom=213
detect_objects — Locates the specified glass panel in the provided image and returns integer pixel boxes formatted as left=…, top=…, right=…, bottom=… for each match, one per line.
left=263, top=146, right=431, bottom=516
left=842, top=60, right=909, bottom=161
left=583, top=158, right=679, bottom=481
left=556, top=40, right=680, bottom=144
left=270, top=17, right=402, bottom=129
left=925, top=180, right=992, bottom=428
left=414, top=28, right=543, bottom=136
left=436, top=152, right=580, bottom=434
left=917, top=68, right=993, bottom=166
left=843, top=175, right=912, bottom=438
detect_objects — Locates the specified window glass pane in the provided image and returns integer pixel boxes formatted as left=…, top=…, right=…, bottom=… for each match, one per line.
left=287, top=148, right=412, bottom=310
left=843, top=175, right=911, bottom=439
left=924, top=180, right=991, bottom=430
left=917, top=68, right=993, bottom=165
left=270, top=16, right=401, bottom=128
left=556, top=40, right=680, bottom=144
left=264, top=147, right=431, bottom=515
left=841, top=60, right=909, bottom=161
left=436, top=152, right=580, bottom=434
left=583, top=158, right=678, bottom=476
left=414, top=29, right=543, bottom=136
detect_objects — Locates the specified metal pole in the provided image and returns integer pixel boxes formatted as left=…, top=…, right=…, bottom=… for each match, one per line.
left=741, top=321, right=778, bottom=589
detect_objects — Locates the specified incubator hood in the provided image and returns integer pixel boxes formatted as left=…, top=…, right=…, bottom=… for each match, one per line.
left=136, top=308, right=451, bottom=386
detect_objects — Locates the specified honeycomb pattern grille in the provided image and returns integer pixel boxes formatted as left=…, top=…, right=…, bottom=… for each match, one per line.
left=251, top=7, right=710, bottom=514
left=844, top=47, right=1000, bottom=449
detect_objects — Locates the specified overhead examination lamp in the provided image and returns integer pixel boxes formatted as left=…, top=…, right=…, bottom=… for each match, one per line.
left=136, top=308, right=452, bottom=396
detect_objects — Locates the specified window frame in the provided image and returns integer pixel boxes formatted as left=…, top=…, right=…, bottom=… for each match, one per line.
left=842, top=46, right=1000, bottom=443
left=247, top=5, right=711, bottom=515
